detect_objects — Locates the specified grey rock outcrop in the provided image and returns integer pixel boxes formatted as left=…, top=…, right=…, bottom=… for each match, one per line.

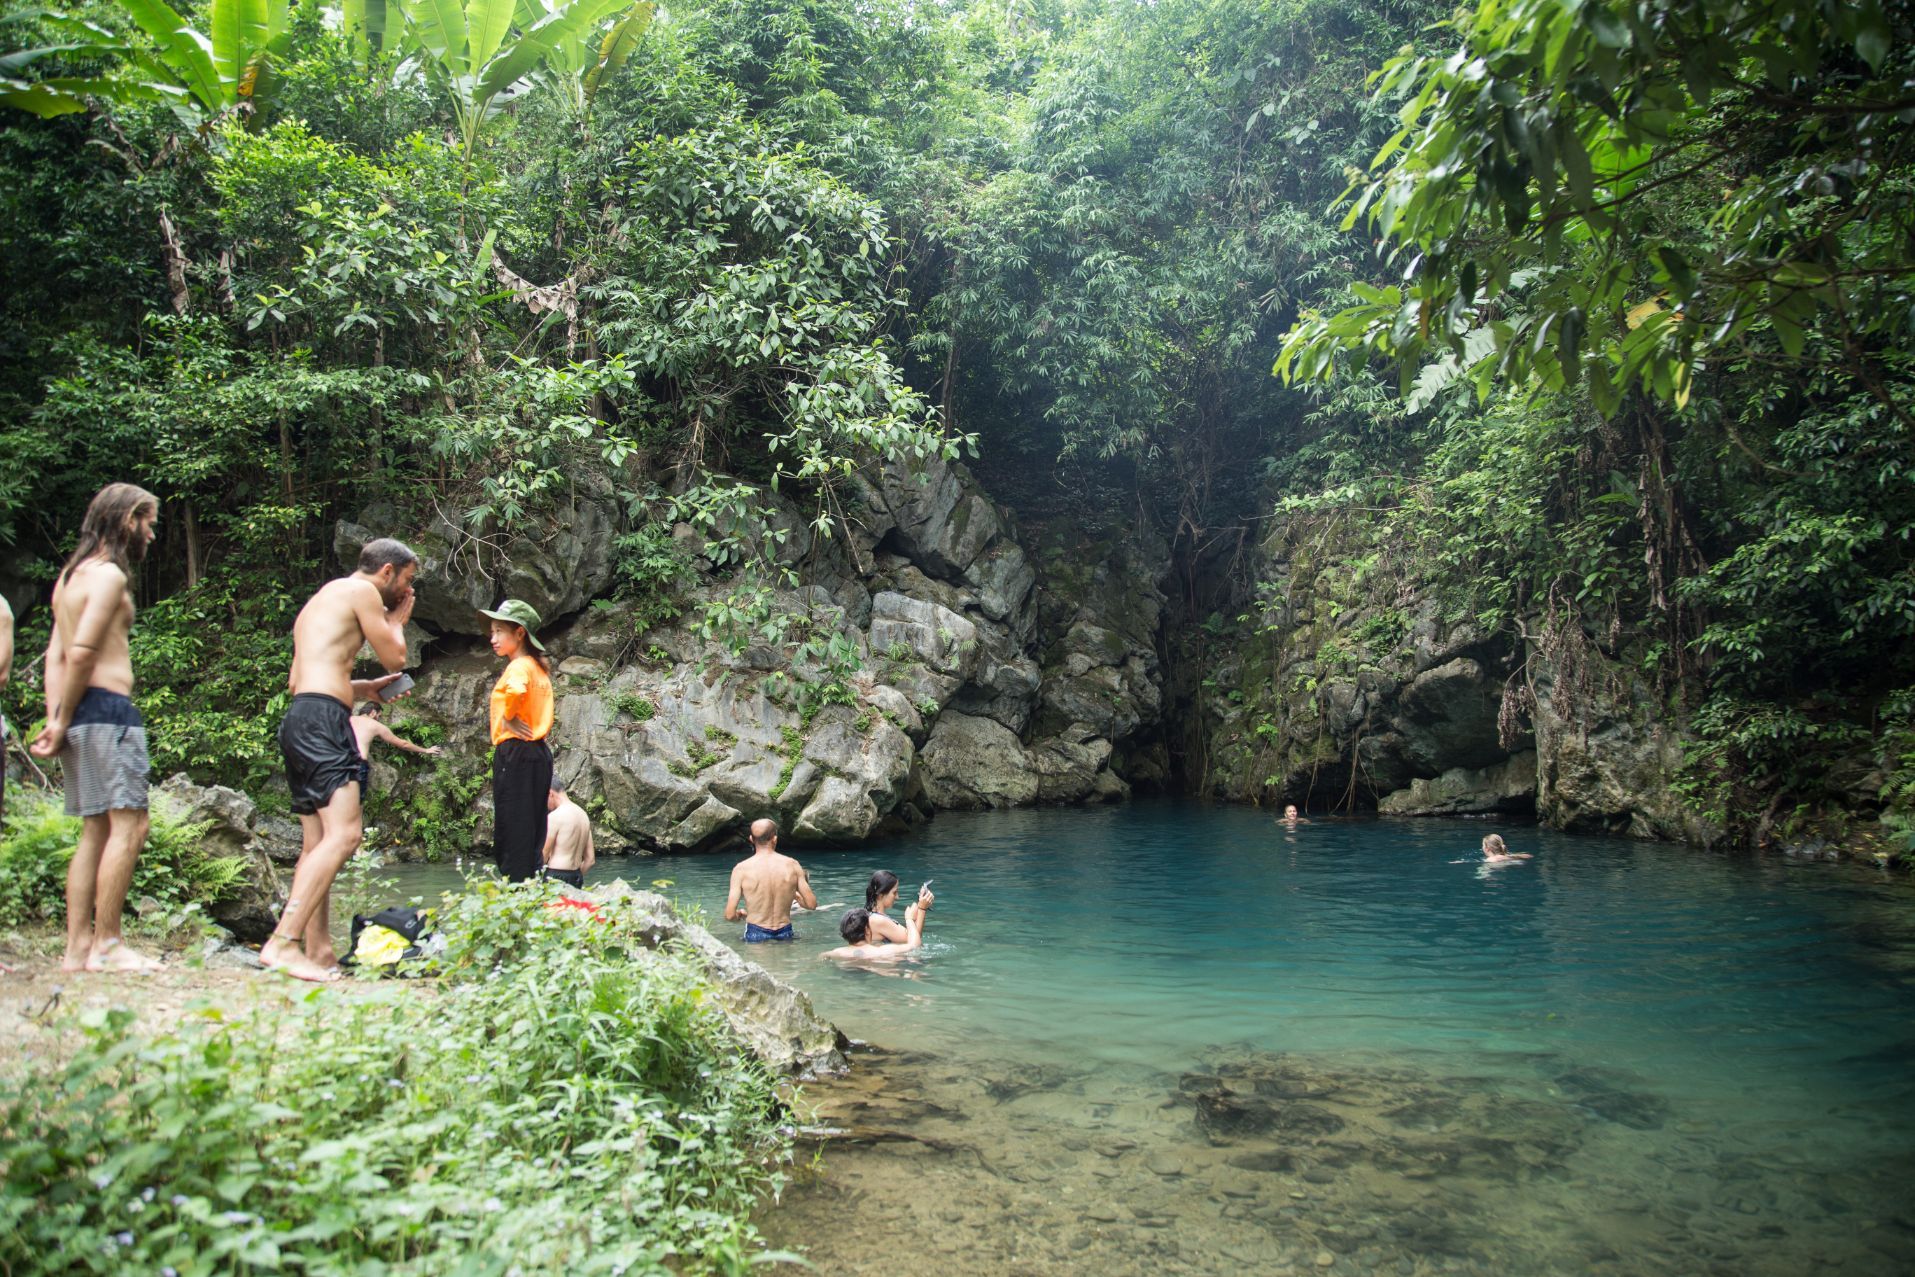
left=1528, top=651, right=1718, bottom=844
left=597, top=883, right=847, bottom=1076
left=352, top=455, right=1173, bottom=851
left=916, top=712, right=1041, bottom=809
left=155, top=774, right=282, bottom=943
left=1379, top=751, right=1538, bottom=816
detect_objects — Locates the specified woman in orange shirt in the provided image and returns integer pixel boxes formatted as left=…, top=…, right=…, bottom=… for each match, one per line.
left=481, top=599, right=555, bottom=882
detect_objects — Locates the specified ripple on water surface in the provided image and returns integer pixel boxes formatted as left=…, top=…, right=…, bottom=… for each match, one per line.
left=386, top=801, right=1915, bottom=1275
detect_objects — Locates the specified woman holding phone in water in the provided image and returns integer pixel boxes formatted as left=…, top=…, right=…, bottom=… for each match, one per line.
left=482, top=599, right=554, bottom=882
left=861, top=870, right=917, bottom=943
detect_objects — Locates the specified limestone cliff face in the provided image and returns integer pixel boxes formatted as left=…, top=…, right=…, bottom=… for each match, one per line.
left=1177, top=513, right=1729, bottom=843
left=343, top=453, right=1171, bottom=851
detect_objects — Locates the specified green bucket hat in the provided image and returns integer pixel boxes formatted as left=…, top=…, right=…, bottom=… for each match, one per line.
left=479, top=598, right=546, bottom=651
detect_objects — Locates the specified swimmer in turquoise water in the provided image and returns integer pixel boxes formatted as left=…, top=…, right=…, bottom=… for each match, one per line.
left=823, top=884, right=934, bottom=961
left=1481, top=833, right=1531, bottom=865
left=860, top=870, right=913, bottom=943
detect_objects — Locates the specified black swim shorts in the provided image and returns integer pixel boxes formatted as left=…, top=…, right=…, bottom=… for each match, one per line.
left=279, top=693, right=361, bottom=815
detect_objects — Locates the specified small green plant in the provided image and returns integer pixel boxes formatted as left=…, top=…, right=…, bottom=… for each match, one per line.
left=796, top=679, right=858, bottom=727
left=612, top=522, right=694, bottom=632
left=0, top=791, right=247, bottom=928
left=767, top=725, right=806, bottom=802
left=376, top=756, right=489, bottom=862
left=917, top=697, right=940, bottom=719
left=682, top=741, right=724, bottom=773
left=646, top=643, right=672, bottom=664
left=853, top=712, right=873, bottom=733
left=612, top=692, right=657, bottom=723
left=885, top=640, right=913, bottom=663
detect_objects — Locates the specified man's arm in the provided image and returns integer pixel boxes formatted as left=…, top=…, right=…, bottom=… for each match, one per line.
left=0, top=595, right=14, bottom=688
left=351, top=580, right=411, bottom=672
left=794, top=865, right=817, bottom=911
left=724, top=865, right=745, bottom=921
left=581, top=819, right=595, bottom=872
left=371, top=721, right=440, bottom=756
left=33, top=569, right=121, bottom=755
left=540, top=817, right=558, bottom=866
left=351, top=671, right=406, bottom=703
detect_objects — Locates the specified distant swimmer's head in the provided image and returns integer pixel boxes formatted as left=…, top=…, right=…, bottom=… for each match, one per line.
left=1482, top=833, right=1508, bottom=857
left=1283, top=805, right=1300, bottom=820
left=866, top=870, right=899, bottom=910
left=839, top=908, right=872, bottom=944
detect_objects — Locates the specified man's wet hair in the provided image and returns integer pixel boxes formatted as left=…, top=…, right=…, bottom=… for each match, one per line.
left=62, top=482, right=159, bottom=584
left=750, top=818, right=779, bottom=848
left=865, top=870, right=899, bottom=909
left=357, top=537, right=419, bottom=575
left=839, top=908, right=871, bottom=944
left=548, top=779, right=566, bottom=794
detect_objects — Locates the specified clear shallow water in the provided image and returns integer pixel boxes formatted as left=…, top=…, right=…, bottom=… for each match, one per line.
left=383, top=802, right=1915, bottom=1275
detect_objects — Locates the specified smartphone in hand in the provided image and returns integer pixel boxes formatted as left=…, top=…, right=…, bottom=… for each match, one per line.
left=380, top=673, right=416, bottom=701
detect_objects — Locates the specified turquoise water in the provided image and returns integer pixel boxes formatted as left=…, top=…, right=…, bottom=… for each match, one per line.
left=386, top=802, right=1915, bottom=1274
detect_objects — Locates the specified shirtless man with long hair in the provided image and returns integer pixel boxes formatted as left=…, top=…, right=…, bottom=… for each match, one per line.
left=259, top=538, right=417, bottom=982
left=31, top=483, right=163, bottom=972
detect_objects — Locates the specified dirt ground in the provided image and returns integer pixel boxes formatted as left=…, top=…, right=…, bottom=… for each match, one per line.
left=0, top=929, right=399, bottom=1084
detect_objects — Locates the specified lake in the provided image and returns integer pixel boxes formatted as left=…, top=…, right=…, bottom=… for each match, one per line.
left=381, top=801, right=1915, bottom=1275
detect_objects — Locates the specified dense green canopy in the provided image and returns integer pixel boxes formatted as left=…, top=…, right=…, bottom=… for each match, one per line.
left=2, top=0, right=1911, bottom=851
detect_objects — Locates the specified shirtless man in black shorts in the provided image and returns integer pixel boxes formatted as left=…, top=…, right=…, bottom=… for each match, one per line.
left=31, top=483, right=162, bottom=973
left=259, top=538, right=416, bottom=982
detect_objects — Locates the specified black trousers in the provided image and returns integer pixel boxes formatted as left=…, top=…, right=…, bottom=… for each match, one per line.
left=492, top=738, right=553, bottom=882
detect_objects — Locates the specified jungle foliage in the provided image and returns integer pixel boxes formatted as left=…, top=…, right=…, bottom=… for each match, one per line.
left=0, top=882, right=794, bottom=1275
left=2, top=0, right=1912, bottom=849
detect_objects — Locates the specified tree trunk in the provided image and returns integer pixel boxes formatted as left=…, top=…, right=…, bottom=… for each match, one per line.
left=182, top=501, right=202, bottom=589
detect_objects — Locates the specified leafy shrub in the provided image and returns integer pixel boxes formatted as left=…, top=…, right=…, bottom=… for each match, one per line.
left=612, top=692, right=657, bottom=722
left=0, top=882, right=794, bottom=1275
left=364, top=756, right=488, bottom=863
left=0, top=790, right=247, bottom=928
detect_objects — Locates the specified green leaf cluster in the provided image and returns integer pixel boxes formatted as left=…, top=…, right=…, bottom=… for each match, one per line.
left=0, top=880, right=793, bottom=1274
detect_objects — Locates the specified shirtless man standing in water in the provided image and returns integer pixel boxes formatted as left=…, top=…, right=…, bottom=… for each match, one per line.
left=724, top=818, right=816, bottom=941
left=31, top=483, right=162, bottom=973
left=259, top=538, right=416, bottom=982
left=539, top=782, right=596, bottom=889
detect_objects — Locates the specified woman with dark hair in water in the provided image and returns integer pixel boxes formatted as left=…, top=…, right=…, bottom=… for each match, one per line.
left=862, top=870, right=914, bottom=944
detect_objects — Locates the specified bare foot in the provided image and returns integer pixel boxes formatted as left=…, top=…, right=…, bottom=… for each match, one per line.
left=258, top=939, right=342, bottom=984
left=62, top=931, right=94, bottom=972
left=85, top=939, right=163, bottom=973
